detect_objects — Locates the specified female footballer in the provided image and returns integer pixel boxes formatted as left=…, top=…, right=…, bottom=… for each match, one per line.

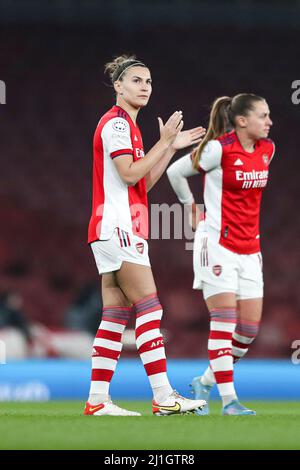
left=167, top=94, right=275, bottom=415
left=85, top=54, right=206, bottom=416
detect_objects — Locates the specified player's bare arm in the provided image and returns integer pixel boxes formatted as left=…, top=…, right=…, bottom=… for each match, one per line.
left=146, top=123, right=206, bottom=192
left=113, top=111, right=183, bottom=186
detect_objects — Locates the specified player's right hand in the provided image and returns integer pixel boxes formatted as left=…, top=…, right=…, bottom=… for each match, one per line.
left=158, top=111, right=184, bottom=146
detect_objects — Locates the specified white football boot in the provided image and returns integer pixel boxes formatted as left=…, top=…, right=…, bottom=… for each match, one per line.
left=84, top=400, right=141, bottom=416
left=152, top=390, right=206, bottom=416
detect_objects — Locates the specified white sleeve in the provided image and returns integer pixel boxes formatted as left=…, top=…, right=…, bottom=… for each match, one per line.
left=167, top=154, right=198, bottom=204
left=101, top=117, right=133, bottom=159
left=198, top=140, right=222, bottom=172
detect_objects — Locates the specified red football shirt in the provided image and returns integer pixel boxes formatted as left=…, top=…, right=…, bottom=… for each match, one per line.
left=88, top=105, right=148, bottom=243
left=197, top=131, right=275, bottom=254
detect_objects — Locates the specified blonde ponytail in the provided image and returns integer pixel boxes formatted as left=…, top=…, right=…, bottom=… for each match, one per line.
left=192, top=93, right=265, bottom=170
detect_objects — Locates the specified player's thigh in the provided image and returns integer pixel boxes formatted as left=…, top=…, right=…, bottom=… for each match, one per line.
left=115, top=261, right=157, bottom=304
left=237, top=298, right=263, bottom=323
left=101, top=272, right=131, bottom=307
left=205, top=291, right=237, bottom=311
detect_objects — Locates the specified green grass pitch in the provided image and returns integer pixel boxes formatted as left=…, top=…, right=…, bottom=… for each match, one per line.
left=0, top=401, right=299, bottom=450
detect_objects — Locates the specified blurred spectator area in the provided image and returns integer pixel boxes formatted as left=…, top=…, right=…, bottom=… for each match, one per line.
left=0, top=20, right=299, bottom=358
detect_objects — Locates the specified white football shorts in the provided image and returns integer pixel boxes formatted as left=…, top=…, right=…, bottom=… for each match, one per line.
left=90, top=227, right=151, bottom=274
left=193, top=227, right=263, bottom=300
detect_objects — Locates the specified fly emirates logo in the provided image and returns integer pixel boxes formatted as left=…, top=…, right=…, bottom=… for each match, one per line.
left=236, top=169, right=269, bottom=189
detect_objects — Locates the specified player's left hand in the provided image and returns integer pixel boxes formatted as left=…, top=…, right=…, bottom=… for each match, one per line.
left=171, top=126, right=206, bottom=151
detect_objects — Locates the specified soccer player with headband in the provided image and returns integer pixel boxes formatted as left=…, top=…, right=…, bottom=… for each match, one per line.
left=167, top=94, right=275, bottom=415
left=85, top=54, right=206, bottom=416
